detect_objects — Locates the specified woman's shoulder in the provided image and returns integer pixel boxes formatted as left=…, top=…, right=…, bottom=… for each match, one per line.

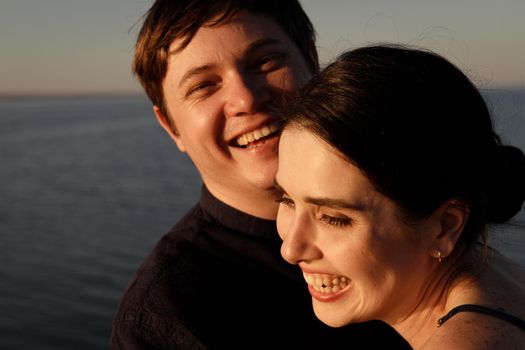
left=423, top=307, right=525, bottom=349
left=424, top=254, right=525, bottom=349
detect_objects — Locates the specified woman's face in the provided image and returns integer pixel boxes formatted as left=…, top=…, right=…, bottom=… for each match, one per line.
left=275, top=127, right=436, bottom=327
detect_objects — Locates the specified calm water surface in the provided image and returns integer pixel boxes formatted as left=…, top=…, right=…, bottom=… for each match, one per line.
left=0, top=95, right=201, bottom=349
left=0, top=92, right=523, bottom=349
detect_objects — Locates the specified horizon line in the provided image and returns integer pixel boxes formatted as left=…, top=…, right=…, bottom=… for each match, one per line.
left=1, top=84, right=524, bottom=101
left=0, top=90, right=147, bottom=102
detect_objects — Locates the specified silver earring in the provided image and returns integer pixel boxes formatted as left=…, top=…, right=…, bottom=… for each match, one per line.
left=436, top=250, right=443, bottom=263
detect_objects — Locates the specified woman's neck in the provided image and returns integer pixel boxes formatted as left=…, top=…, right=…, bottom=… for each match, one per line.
left=391, top=257, right=478, bottom=349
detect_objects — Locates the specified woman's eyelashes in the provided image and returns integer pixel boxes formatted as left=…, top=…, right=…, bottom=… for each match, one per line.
left=276, top=196, right=295, bottom=209
left=277, top=196, right=352, bottom=227
left=320, top=214, right=352, bottom=227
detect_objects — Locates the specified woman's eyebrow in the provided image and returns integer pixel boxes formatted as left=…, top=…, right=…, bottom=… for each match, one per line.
left=303, top=196, right=365, bottom=211
left=274, top=178, right=365, bottom=211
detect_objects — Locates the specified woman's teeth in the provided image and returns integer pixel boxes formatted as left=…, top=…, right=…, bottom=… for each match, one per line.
left=236, top=122, right=279, bottom=146
left=303, top=273, right=350, bottom=293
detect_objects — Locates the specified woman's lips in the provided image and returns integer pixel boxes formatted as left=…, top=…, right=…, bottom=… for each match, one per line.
left=303, top=271, right=352, bottom=302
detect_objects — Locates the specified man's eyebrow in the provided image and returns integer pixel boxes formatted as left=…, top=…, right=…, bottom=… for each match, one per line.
left=244, top=38, right=283, bottom=55
left=176, top=38, right=284, bottom=89
left=178, top=64, right=215, bottom=89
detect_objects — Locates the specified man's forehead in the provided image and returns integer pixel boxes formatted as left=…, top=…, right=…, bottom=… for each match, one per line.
left=167, top=10, right=286, bottom=56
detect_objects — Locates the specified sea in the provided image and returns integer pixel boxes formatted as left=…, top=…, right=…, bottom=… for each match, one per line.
left=0, top=90, right=523, bottom=349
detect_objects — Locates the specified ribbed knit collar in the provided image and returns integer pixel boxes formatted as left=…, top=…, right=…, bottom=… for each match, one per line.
left=199, top=185, right=278, bottom=238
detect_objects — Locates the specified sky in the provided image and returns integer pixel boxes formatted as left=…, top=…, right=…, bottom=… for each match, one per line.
left=1, top=0, right=524, bottom=95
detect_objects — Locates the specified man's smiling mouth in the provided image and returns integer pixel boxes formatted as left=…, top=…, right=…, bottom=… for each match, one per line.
left=235, top=122, right=280, bottom=148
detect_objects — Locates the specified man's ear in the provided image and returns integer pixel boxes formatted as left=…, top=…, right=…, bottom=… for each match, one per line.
left=153, top=105, right=186, bottom=153
left=431, top=200, right=469, bottom=259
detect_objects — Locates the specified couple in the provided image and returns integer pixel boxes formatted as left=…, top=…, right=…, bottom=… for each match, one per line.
left=112, top=0, right=525, bottom=349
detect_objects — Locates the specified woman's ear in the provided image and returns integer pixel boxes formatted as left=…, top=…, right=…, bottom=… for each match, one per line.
left=153, top=105, right=186, bottom=152
left=431, top=200, right=469, bottom=259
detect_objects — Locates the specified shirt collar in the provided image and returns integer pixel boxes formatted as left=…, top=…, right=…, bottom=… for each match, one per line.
left=199, top=185, right=278, bottom=238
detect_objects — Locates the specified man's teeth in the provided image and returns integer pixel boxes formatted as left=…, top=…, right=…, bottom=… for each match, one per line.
left=236, top=122, right=279, bottom=146
left=303, top=272, right=350, bottom=293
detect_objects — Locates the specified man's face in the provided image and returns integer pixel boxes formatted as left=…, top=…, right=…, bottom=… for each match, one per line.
left=157, top=11, right=313, bottom=217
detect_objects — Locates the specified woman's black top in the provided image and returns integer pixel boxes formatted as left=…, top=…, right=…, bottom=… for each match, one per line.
left=438, top=304, right=525, bottom=330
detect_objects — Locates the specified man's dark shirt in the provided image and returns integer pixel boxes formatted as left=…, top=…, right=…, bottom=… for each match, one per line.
left=111, top=186, right=411, bottom=349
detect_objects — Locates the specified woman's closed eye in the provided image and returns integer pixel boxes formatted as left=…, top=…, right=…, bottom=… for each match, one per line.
left=276, top=196, right=295, bottom=209
left=320, top=214, right=352, bottom=227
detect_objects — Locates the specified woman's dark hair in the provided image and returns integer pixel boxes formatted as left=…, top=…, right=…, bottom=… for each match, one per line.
left=280, top=44, right=525, bottom=261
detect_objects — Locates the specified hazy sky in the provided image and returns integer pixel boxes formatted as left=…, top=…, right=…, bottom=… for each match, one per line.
left=1, top=0, right=524, bottom=95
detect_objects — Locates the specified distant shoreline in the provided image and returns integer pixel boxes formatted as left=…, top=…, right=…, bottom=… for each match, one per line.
left=0, top=87, right=523, bottom=106
left=0, top=91, right=146, bottom=102
left=1, top=86, right=523, bottom=102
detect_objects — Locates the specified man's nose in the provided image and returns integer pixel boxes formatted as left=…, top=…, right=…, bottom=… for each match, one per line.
left=223, top=73, right=270, bottom=117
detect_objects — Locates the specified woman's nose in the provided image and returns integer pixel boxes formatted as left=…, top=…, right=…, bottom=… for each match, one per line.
left=280, top=218, right=321, bottom=265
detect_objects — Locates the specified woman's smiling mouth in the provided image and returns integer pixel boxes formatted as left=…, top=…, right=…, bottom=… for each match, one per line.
left=303, top=271, right=352, bottom=302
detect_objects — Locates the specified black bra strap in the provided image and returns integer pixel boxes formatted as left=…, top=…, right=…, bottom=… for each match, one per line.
left=438, top=304, right=525, bottom=330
